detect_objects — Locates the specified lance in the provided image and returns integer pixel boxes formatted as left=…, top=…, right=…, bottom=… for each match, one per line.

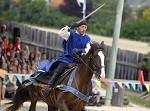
left=76, top=4, right=106, bottom=24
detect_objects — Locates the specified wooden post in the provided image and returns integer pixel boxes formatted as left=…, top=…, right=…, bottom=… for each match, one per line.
left=105, top=0, right=124, bottom=106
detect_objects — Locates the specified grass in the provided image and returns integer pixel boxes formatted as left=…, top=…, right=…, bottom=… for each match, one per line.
left=125, top=93, right=150, bottom=108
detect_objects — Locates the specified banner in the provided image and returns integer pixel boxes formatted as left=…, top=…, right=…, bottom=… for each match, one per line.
left=77, top=0, right=86, bottom=15
left=0, top=69, right=31, bottom=84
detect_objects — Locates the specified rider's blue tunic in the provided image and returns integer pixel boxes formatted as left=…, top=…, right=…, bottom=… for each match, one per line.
left=39, top=30, right=91, bottom=72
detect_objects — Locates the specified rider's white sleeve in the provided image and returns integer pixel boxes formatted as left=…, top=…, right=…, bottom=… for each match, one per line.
left=58, top=26, right=70, bottom=40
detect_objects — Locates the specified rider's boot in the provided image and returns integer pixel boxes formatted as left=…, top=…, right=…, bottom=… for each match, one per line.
left=41, top=69, right=61, bottom=97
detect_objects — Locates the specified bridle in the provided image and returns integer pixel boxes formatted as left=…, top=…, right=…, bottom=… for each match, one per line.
left=73, top=52, right=94, bottom=72
left=89, top=49, right=105, bottom=70
left=73, top=48, right=105, bottom=73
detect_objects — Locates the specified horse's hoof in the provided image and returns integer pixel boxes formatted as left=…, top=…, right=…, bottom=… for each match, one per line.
left=41, top=87, right=50, bottom=97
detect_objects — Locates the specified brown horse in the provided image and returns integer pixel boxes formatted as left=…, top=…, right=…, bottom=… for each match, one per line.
left=5, top=41, right=106, bottom=111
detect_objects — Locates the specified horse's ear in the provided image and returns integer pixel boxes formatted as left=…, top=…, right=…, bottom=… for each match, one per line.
left=90, top=41, right=93, bottom=47
left=100, top=41, right=106, bottom=51
left=100, top=41, right=105, bottom=48
left=100, top=41, right=104, bottom=46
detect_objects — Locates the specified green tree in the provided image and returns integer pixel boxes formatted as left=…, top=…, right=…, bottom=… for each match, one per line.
left=143, top=7, right=150, bottom=20
left=121, top=19, right=150, bottom=41
left=18, top=0, right=48, bottom=24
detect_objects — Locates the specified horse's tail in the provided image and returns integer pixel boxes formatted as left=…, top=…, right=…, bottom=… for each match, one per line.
left=5, top=87, right=30, bottom=111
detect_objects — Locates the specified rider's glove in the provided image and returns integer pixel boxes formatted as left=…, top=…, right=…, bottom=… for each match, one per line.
left=72, top=48, right=86, bottom=56
left=68, top=22, right=77, bottom=29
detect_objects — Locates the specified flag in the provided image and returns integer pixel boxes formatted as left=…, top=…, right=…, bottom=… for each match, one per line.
left=77, top=0, right=86, bottom=15
left=77, top=0, right=85, bottom=7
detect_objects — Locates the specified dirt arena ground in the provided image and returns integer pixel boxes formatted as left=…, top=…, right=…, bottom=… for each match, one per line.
left=0, top=99, right=150, bottom=111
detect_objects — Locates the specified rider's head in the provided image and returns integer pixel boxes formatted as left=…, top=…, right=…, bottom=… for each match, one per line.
left=76, top=21, right=87, bottom=35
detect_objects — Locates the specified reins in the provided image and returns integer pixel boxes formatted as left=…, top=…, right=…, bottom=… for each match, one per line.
left=73, top=52, right=94, bottom=73
left=73, top=48, right=105, bottom=74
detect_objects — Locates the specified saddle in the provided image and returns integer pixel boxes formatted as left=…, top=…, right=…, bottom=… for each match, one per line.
left=25, top=63, right=76, bottom=87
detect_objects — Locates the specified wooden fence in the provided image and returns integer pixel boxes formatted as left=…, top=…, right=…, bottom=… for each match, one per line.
left=0, top=20, right=146, bottom=80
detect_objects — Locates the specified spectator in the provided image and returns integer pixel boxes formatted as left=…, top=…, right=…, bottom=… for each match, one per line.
left=38, top=52, right=49, bottom=70
left=0, top=47, right=5, bottom=68
left=18, top=51, right=29, bottom=72
left=21, top=63, right=28, bottom=74
left=10, top=58, right=21, bottom=74
left=23, top=45, right=30, bottom=60
left=2, top=36, right=9, bottom=49
left=32, top=55, right=39, bottom=69
left=13, top=37, right=21, bottom=57
left=29, top=64, right=36, bottom=75
left=6, top=43, right=14, bottom=59
left=21, top=63, right=28, bottom=81
left=33, top=46, right=41, bottom=60
left=0, top=24, right=8, bottom=39
left=0, top=39, right=7, bottom=59
left=2, top=66, right=18, bottom=99
left=8, top=50, right=16, bottom=64
left=28, top=52, right=35, bottom=65
left=1, top=62, right=7, bottom=99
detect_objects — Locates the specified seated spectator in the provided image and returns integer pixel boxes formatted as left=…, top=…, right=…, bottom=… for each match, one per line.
left=21, top=63, right=28, bottom=73
left=28, top=52, right=35, bottom=65
left=10, top=58, right=21, bottom=74
left=18, top=50, right=29, bottom=71
left=29, top=64, right=36, bottom=75
left=32, top=55, right=39, bottom=69
left=2, top=36, right=9, bottom=49
left=0, top=40, right=7, bottom=59
left=8, top=50, right=16, bottom=64
left=33, top=46, right=41, bottom=61
left=92, top=86, right=101, bottom=103
left=23, top=45, right=30, bottom=60
left=0, top=47, right=6, bottom=68
left=13, top=37, right=21, bottom=57
left=21, top=63, right=28, bottom=81
left=2, top=66, right=18, bottom=99
left=0, top=24, right=8, bottom=39
left=6, top=42, right=14, bottom=59
left=38, top=52, right=49, bottom=70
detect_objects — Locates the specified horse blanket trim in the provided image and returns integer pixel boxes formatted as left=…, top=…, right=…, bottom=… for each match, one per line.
left=24, top=69, right=47, bottom=86
left=58, top=67, right=89, bottom=102
left=24, top=77, right=37, bottom=86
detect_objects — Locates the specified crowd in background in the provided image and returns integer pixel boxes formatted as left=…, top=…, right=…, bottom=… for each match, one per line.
left=0, top=24, right=50, bottom=99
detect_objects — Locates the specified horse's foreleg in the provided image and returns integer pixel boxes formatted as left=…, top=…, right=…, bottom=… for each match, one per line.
left=29, top=96, right=38, bottom=111
left=48, top=105, right=58, bottom=111
left=59, top=100, right=69, bottom=111
left=28, top=86, right=38, bottom=111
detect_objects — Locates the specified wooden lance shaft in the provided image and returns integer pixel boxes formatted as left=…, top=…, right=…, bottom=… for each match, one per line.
left=76, top=4, right=106, bottom=24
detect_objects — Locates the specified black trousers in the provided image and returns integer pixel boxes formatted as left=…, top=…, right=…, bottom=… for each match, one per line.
left=47, top=62, right=68, bottom=87
left=55, top=62, right=68, bottom=73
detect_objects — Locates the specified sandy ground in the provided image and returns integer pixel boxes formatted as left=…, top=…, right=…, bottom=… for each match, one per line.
left=30, top=25, right=150, bottom=54
left=0, top=99, right=150, bottom=111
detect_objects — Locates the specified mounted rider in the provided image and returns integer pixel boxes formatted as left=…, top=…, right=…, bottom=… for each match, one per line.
left=41, top=21, right=92, bottom=96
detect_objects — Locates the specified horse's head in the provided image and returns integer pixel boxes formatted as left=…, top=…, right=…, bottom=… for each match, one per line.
left=87, top=41, right=106, bottom=79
